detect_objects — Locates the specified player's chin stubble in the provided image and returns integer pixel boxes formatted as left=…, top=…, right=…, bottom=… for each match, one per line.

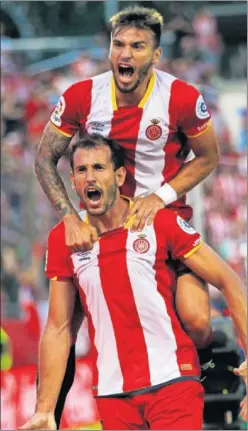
left=112, top=60, right=154, bottom=94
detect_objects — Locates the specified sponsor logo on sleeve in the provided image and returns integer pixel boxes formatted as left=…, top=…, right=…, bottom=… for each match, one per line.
left=50, top=96, right=66, bottom=127
left=195, top=95, right=210, bottom=120
left=193, top=237, right=201, bottom=247
left=177, top=216, right=196, bottom=235
left=197, top=122, right=209, bottom=133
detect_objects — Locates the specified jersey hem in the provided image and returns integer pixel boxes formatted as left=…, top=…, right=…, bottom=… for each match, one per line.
left=49, top=120, right=73, bottom=137
left=94, top=375, right=200, bottom=398
left=183, top=242, right=202, bottom=259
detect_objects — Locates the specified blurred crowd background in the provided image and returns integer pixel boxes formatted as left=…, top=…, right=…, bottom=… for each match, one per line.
left=0, top=1, right=247, bottom=429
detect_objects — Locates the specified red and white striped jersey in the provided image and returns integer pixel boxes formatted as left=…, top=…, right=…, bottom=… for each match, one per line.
left=46, top=206, right=202, bottom=396
left=50, top=69, right=211, bottom=213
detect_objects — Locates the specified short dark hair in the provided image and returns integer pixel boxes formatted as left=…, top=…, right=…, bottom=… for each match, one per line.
left=70, top=133, right=125, bottom=171
left=110, top=6, right=163, bottom=48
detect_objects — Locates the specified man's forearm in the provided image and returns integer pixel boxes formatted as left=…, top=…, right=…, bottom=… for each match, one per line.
left=35, top=123, right=77, bottom=218
left=185, top=245, right=247, bottom=354
left=36, top=321, right=72, bottom=413
left=168, top=155, right=218, bottom=198
left=219, top=273, right=247, bottom=355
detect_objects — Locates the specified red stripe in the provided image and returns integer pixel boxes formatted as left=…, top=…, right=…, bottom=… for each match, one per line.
left=75, top=278, right=99, bottom=395
left=109, top=106, right=143, bottom=198
left=153, top=218, right=200, bottom=377
left=98, top=228, right=151, bottom=392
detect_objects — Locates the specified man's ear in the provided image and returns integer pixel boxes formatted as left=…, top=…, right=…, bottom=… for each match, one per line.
left=70, top=171, right=76, bottom=190
left=153, top=47, right=162, bottom=65
left=116, top=166, right=126, bottom=188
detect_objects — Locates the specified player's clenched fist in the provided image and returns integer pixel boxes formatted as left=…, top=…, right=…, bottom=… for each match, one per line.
left=129, top=193, right=165, bottom=232
left=19, top=412, right=56, bottom=430
left=63, top=213, right=98, bottom=252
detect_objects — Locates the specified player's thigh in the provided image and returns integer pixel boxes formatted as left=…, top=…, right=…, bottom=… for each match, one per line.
left=176, top=270, right=210, bottom=326
left=96, top=397, right=147, bottom=430
left=145, top=381, right=204, bottom=430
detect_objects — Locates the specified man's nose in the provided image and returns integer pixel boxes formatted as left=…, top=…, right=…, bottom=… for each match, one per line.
left=120, top=45, right=132, bottom=60
left=86, top=169, right=96, bottom=183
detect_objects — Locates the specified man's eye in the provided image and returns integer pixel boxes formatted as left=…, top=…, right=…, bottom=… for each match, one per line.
left=95, top=165, right=104, bottom=170
left=78, top=167, right=86, bottom=172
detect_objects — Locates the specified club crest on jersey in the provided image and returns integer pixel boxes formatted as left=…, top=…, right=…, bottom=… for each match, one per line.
left=195, top=95, right=210, bottom=120
left=145, top=119, right=162, bottom=141
left=133, top=233, right=150, bottom=254
left=51, top=96, right=66, bottom=127
left=177, top=216, right=196, bottom=235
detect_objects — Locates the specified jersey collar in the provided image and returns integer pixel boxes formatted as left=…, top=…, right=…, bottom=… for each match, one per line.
left=111, top=71, right=156, bottom=111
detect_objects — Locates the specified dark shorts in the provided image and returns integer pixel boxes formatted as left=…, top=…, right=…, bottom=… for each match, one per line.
left=167, top=254, right=193, bottom=278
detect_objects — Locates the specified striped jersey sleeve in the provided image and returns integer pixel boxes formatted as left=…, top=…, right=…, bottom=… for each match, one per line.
left=155, top=209, right=202, bottom=260
left=50, top=79, right=92, bottom=137
left=172, top=80, right=211, bottom=138
left=45, top=221, right=73, bottom=280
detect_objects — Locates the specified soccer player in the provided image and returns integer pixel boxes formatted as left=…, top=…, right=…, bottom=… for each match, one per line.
left=35, top=5, right=220, bottom=426
left=21, top=135, right=247, bottom=430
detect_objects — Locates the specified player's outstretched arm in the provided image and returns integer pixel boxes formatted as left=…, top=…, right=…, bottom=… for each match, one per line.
left=183, top=242, right=247, bottom=354
left=35, top=122, right=98, bottom=251
left=20, top=279, right=81, bottom=430
left=183, top=243, right=247, bottom=422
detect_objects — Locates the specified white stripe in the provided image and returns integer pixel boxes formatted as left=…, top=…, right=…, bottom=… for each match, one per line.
left=71, top=241, right=123, bottom=395
left=85, top=71, right=113, bottom=138
left=134, top=70, right=176, bottom=197
left=126, top=226, right=180, bottom=384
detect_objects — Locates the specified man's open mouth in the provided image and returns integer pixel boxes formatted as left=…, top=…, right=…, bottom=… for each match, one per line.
left=118, top=63, right=135, bottom=78
left=86, top=187, right=102, bottom=203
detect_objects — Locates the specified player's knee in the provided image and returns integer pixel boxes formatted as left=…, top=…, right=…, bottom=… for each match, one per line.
left=184, top=310, right=210, bottom=334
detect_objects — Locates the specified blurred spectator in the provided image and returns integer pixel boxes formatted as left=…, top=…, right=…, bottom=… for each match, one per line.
left=163, top=3, right=193, bottom=59
left=1, top=250, right=20, bottom=318
left=71, top=54, right=99, bottom=79
left=192, top=8, right=223, bottom=72
left=238, top=108, right=247, bottom=153
left=200, top=86, right=233, bottom=154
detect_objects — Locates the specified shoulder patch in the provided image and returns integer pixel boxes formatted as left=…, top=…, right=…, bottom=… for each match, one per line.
left=195, top=95, right=210, bottom=120
left=177, top=216, right=196, bottom=235
left=51, top=96, right=66, bottom=127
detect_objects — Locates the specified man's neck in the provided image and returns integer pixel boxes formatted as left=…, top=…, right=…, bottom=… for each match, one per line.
left=88, top=195, right=130, bottom=236
left=115, top=71, right=153, bottom=108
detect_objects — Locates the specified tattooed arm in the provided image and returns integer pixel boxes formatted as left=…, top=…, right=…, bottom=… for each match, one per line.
left=35, top=122, right=73, bottom=217
left=35, top=122, right=98, bottom=250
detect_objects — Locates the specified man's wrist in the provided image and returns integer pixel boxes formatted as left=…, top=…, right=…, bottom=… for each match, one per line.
left=63, top=212, right=80, bottom=222
left=35, top=404, right=54, bottom=415
left=154, top=183, right=178, bottom=206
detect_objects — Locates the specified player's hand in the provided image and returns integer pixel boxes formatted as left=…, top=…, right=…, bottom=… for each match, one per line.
left=129, top=194, right=165, bottom=232
left=63, top=213, right=98, bottom=252
left=233, top=360, right=247, bottom=421
left=19, top=412, right=56, bottom=430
